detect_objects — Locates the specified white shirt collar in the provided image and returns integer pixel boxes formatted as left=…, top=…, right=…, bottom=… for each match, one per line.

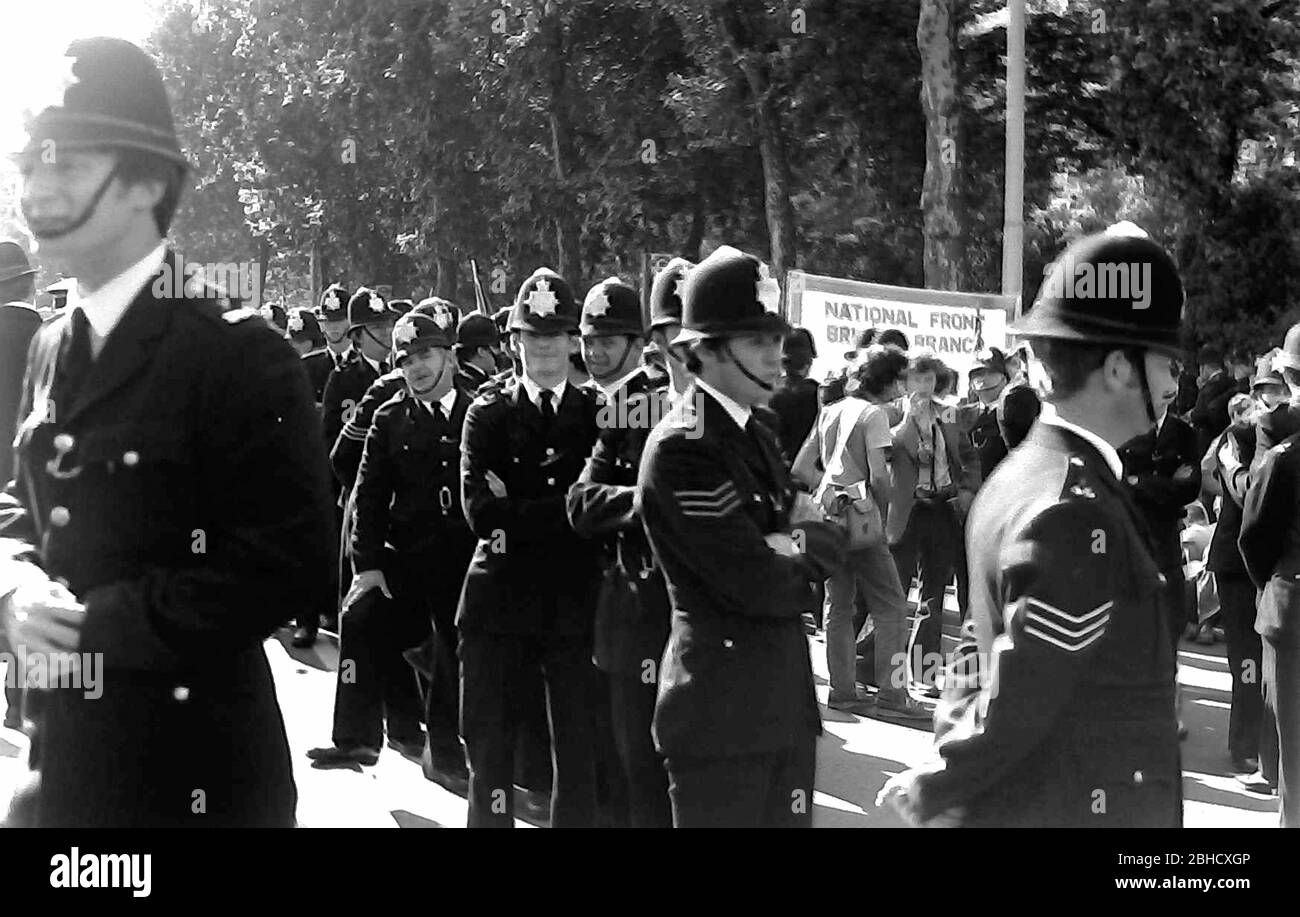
left=521, top=373, right=567, bottom=410
left=362, top=353, right=383, bottom=375
left=1038, top=402, right=1124, bottom=480
left=695, top=378, right=751, bottom=430
left=439, top=387, right=458, bottom=415
left=71, top=242, right=167, bottom=341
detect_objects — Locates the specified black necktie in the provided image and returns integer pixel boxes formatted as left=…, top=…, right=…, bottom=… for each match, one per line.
left=56, top=308, right=93, bottom=408
left=539, top=389, right=556, bottom=427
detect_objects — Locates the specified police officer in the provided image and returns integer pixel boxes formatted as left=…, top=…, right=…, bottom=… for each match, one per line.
left=646, top=257, right=694, bottom=403
left=0, top=37, right=334, bottom=826
left=457, top=268, right=603, bottom=827
left=0, top=241, right=42, bottom=731
left=308, top=310, right=472, bottom=773
left=636, top=246, right=846, bottom=827
left=1239, top=322, right=1300, bottom=827
left=260, top=302, right=288, bottom=335
left=320, top=286, right=398, bottom=457
left=566, top=277, right=672, bottom=827
left=286, top=307, right=332, bottom=405
left=879, top=222, right=1184, bottom=827
left=769, top=328, right=820, bottom=467
left=957, top=347, right=1011, bottom=481
left=456, top=312, right=505, bottom=391
left=318, top=282, right=352, bottom=365
left=997, top=342, right=1041, bottom=450
left=0, top=242, right=42, bottom=491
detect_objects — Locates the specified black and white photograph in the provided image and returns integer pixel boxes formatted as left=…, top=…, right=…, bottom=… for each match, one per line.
left=0, top=0, right=1297, bottom=885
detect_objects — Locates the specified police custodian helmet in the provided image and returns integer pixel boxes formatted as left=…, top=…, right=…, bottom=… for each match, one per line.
left=673, top=245, right=789, bottom=346
left=1011, top=221, right=1184, bottom=358
left=20, top=37, right=188, bottom=169
left=580, top=278, right=644, bottom=337
left=509, top=268, right=580, bottom=334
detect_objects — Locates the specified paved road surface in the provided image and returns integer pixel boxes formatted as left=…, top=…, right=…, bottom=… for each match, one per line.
left=0, top=606, right=1279, bottom=828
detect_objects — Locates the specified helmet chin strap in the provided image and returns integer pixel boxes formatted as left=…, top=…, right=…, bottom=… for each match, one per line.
left=591, top=338, right=635, bottom=386
left=27, top=165, right=120, bottom=242
left=721, top=339, right=773, bottom=393
left=412, top=352, right=457, bottom=399
left=1125, top=347, right=1157, bottom=427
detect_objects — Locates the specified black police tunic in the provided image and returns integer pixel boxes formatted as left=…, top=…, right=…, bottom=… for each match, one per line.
left=0, top=255, right=334, bottom=827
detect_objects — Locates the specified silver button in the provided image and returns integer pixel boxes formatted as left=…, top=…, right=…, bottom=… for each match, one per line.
left=546, top=477, right=556, bottom=486
left=122, top=450, right=139, bottom=467
left=49, top=506, right=71, bottom=527
left=1069, top=457, right=1084, bottom=466
left=173, top=685, right=190, bottom=703
left=546, top=447, right=555, bottom=456
left=1157, top=573, right=1167, bottom=585
left=53, top=433, right=75, bottom=452
left=723, top=639, right=734, bottom=648
left=1132, top=769, right=1144, bottom=784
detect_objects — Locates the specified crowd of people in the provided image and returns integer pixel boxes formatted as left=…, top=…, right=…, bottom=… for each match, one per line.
left=0, top=36, right=1296, bottom=830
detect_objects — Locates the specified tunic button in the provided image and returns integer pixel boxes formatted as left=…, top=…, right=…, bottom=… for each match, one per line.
left=546, top=477, right=556, bottom=486
left=122, top=450, right=140, bottom=467
left=1132, top=769, right=1144, bottom=784
left=1157, top=573, right=1167, bottom=585
left=53, top=433, right=75, bottom=452
left=546, top=447, right=556, bottom=456
left=723, top=639, right=734, bottom=649
left=173, top=685, right=190, bottom=703
left=49, top=506, right=71, bottom=527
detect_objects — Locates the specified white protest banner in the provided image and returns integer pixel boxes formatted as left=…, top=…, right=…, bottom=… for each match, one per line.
left=785, top=270, right=1016, bottom=391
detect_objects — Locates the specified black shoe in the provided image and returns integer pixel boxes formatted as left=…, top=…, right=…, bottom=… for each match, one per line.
left=387, top=736, right=425, bottom=758
left=2, top=711, right=21, bottom=730
left=306, top=744, right=380, bottom=766
left=291, top=626, right=318, bottom=648
left=421, top=743, right=469, bottom=794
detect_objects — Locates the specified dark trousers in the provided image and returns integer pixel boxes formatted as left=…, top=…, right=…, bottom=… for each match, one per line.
left=666, top=738, right=816, bottom=828
left=1262, top=639, right=1300, bottom=827
left=1160, top=563, right=1185, bottom=656
left=1, top=632, right=23, bottom=724
left=404, top=544, right=472, bottom=761
left=891, top=500, right=960, bottom=685
left=1219, top=573, right=1265, bottom=764
left=592, top=671, right=630, bottom=827
left=460, top=631, right=598, bottom=828
left=608, top=670, right=671, bottom=828
left=331, top=581, right=426, bottom=749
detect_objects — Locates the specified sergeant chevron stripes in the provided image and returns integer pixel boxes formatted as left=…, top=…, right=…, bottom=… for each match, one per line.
left=675, top=481, right=741, bottom=518
left=1022, top=597, right=1112, bottom=652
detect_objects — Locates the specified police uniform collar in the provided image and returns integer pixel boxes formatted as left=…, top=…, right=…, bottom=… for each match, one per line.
left=521, top=373, right=566, bottom=409
left=598, top=365, right=645, bottom=398
left=694, top=377, right=751, bottom=431
left=70, top=241, right=166, bottom=343
left=1038, top=402, right=1123, bottom=479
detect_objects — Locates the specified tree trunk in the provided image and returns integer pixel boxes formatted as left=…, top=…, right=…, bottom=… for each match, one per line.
left=436, top=254, right=459, bottom=301
left=716, top=3, right=797, bottom=281
left=686, top=169, right=706, bottom=261
left=917, top=0, right=964, bottom=290
left=542, top=15, right=583, bottom=283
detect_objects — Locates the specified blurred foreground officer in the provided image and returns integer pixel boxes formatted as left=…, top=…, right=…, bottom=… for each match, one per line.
left=567, top=277, right=672, bottom=827
left=457, top=269, right=602, bottom=827
left=0, top=38, right=334, bottom=827
left=1240, top=322, right=1300, bottom=827
left=637, top=246, right=846, bottom=828
left=880, top=223, right=1184, bottom=827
